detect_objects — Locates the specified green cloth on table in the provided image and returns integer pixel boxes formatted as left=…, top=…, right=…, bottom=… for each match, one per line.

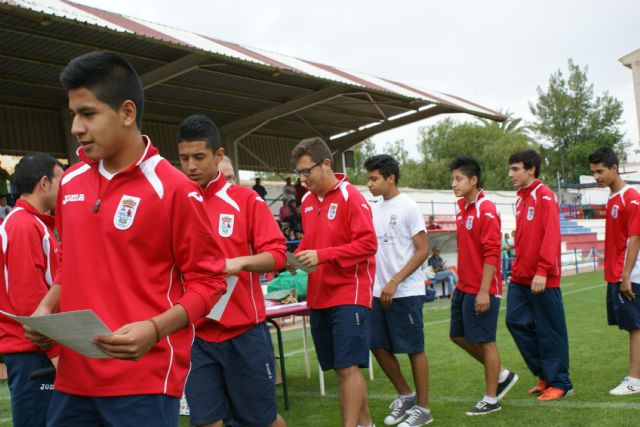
left=266, top=270, right=308, bottom=299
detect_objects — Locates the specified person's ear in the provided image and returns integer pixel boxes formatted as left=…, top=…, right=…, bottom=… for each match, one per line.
left=120, top=100, right=137, bottom=128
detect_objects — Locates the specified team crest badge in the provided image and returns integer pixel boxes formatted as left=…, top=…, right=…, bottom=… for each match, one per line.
left=219, top=214, right=234, bottom=237
left=328, top=203, right=338, bottom=220
left=389, top=215, right=397, bottom=226
left=527, top=206, right=535, bottom=221
left=612, top=204, right=619, bottom=219
left=465, top=216, right=473, bottom=230
left=113, top=195, right=141, bottom=230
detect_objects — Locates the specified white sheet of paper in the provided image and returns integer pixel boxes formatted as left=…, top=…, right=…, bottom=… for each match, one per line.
left=286, top=252, right=317, bottom=273
left=0, top=309, right=112, bottom=359
left=207, top=275, right=240, bottom=321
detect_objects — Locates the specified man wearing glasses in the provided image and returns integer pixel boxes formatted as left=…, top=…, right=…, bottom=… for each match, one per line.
left=291, top=137, right=378, bottom=427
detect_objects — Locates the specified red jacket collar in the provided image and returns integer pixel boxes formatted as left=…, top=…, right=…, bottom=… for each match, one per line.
left=203, top=171, right=227, bottom=197
left=326, top=173, right=348, bottom=195
left=14, top=199, right=55, bottom=228
left=457, top=189, right=485, bottom=211
left=517, top=179, right=541, bottom=198
left=77, top=135, right=158, bottom=174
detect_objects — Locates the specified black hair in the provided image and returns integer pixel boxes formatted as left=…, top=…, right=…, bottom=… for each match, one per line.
left=588, top=147, right=619, bottom=169
left=448, top=156, right=482, bottom=188
left=509, top=149, right=541, bottom=178
left=13, top=153, right=64, bottom=195
left=364, top=154, right=400, bottom=184
left=176, top=114, right=222, bottom=151
left=291, top=137, right=333, bottom=165
left=60, top=51, right=144, bottom=129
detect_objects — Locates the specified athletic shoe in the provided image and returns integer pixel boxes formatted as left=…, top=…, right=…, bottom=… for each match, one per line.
left=397, top=407, right=433, bottom=427
left=384, top=395, right=416, bottom=425
left=528, top=379, right=547, bottom=395
left=537, top=386, right=574, bottom=401
left=609, top=377, right=640, bottom=396
left=465, top=400, right=501, bottom=416
left=496, top=371, right=519, bottom=400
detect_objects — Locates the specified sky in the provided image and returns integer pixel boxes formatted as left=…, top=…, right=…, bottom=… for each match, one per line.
left=74, top=0, right=640, bottom=160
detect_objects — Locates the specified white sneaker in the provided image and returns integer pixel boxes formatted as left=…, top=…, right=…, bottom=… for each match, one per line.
left=609, top=377, right=640, bottom=396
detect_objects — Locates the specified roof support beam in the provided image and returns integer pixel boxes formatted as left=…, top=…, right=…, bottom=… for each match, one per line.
left=330, top=105, right=457, bottom=152
left=220, top=85, right=354, bottom=141
left=140, top=53, right=215, bottom=89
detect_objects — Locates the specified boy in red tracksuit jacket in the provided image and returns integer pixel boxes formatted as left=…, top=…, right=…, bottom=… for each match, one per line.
left=448, top=156, right=518, bottom=417
left=506, top=149, right=574, bottom=401
left=177, top=114, right=288, bottom=427
left=589, top=147, right=640, bottom=396
left=25, top=51, right=227, bottom=427
left=291, top=137, right=377, bottom=427
left=0, top=154, right=64, bottom=427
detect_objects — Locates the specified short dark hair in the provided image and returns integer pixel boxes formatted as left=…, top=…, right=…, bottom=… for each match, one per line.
left=364, top=154, right=400, bottom=184
left=13, top=153, right=64, bottom=195
left=291, top=137, right=333, bottom=165
left=448, top=156, right=482, bottom=188
left=176, top=114, right=222, bottom=151
left=60, top=51, right=144, bottom=129
left=509, top=149, right=541, bottom=178
left=588, top=147, right=619, bottom=169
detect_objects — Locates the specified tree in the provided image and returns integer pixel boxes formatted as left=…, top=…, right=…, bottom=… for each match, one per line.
left=414, top=118, right=537, bottom=190
left=530, top=59, right=626, bottom=183
left=347, top=138, right=377, bottom=185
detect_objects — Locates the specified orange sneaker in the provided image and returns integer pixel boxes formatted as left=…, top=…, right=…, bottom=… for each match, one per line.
left=537, top=386, right=574, bottom=401
left=528, top=380, right=547, bottom=395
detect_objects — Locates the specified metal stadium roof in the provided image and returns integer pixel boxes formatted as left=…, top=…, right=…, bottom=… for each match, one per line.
left=0, top=0, right=505, bottom=171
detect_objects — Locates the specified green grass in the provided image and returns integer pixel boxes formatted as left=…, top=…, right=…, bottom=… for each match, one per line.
left=1, top=271, right=637, bottom=426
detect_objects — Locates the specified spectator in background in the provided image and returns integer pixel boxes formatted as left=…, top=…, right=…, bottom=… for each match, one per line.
left=279, top=200, right=291, bottom=223
left=294, top=177, right=306, bottom=205
left=282, top=177, right=296, bottom=202
left=427, top=247, right=457, bottom=297
left=287, top=200, right=302, bottom=232
left=253, top=177, right=267, bottom=199
left=219, top=155, right=236, bottom=183
left=0, top=195, right=11, bottom=220
left=0, top=161, right=10, bottom=197
left=502, top=233, right=514, bottom=282
left=426, top=215, right=441, bottom=230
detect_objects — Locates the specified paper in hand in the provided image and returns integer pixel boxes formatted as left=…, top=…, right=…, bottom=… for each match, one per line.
left=286, top=252, right=317, bottom=273
left=0, top=309, right=112, bottom=359
left=207, top=275, right=240, bottom=321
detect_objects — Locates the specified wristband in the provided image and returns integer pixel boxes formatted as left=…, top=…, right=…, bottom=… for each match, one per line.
left=148, top=318, right=161, bottom=343
left=389, top=277, right=401, bottom=286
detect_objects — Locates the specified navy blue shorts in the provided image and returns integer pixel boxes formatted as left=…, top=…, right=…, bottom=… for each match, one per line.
left=185, top=323, right=278, bottom=427
left=371, top=296, right=425, bottom=354
left=450, top=289, right=500, bottom=343
left=607, top=282, right=640, bottom=330
left=46, top=391, right=179, bottom=427
left=4, top=352, right=55, bottom=427
left=310, top=305, right=371, bottom=371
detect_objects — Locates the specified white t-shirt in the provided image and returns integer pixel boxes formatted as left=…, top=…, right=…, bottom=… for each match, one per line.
left=372, top=193, right=426, bottom=298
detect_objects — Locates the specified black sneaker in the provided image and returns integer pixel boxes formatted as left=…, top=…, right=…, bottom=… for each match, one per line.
left=465, top=400, right=501, bottom=416
left=496, top=371, right=519, bottom=400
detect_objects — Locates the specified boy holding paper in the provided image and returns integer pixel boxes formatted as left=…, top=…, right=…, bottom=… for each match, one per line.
left=0, top=153, right=64, bottom=427
left=177, top=114, right=288, bottom=427
left=26, top=51, right=227, bottom=427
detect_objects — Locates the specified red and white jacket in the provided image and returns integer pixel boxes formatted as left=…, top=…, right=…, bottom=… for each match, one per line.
left=604, top=185, right=640, bottom=283
left=455, top=191, right=502, bottom=295
left=54, top=137, right=227, bottom=398
left=511, top=180, right=561, bottom=287
left=296, top=174, right=377, bottom=309
left=196, top=172, right=286, bottom=342
left=0, top=200, right=60, bottom=358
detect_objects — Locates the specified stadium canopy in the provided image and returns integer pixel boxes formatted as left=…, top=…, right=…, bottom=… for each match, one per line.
left=0, top=0, right=505, bottom=172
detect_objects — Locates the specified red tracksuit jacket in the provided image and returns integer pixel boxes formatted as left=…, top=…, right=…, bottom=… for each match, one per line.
left=455, top=191, right=502, bottom=295
left=296, top=174, right=377, bottom=309
left=0, top=200, right=60, bottom=358
left=54, top=137, right=227, bottom=397
left=511, top=180, right=561, bottom=287
left=604, top=185, right=640, bottom=283
left=196, top=172, right=287, bottom=342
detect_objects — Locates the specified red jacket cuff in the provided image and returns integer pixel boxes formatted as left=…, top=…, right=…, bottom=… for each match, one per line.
left=535, top=267, right=549, bottom=278
left=176, top=292, right=209, bottom=323
left=45, top=344, right=60, bottom=359
left=270, top=250, right=287, bottom=271
left=484, top=254, right=500, bottom=267
left=317, top=248, right=331, bottom=264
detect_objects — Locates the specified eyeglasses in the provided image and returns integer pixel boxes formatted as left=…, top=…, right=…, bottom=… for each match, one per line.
left=294, top=161, right=322, bottom=177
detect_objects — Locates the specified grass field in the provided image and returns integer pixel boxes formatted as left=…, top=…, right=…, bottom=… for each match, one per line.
left=1, top=271, right=638, bottom=426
